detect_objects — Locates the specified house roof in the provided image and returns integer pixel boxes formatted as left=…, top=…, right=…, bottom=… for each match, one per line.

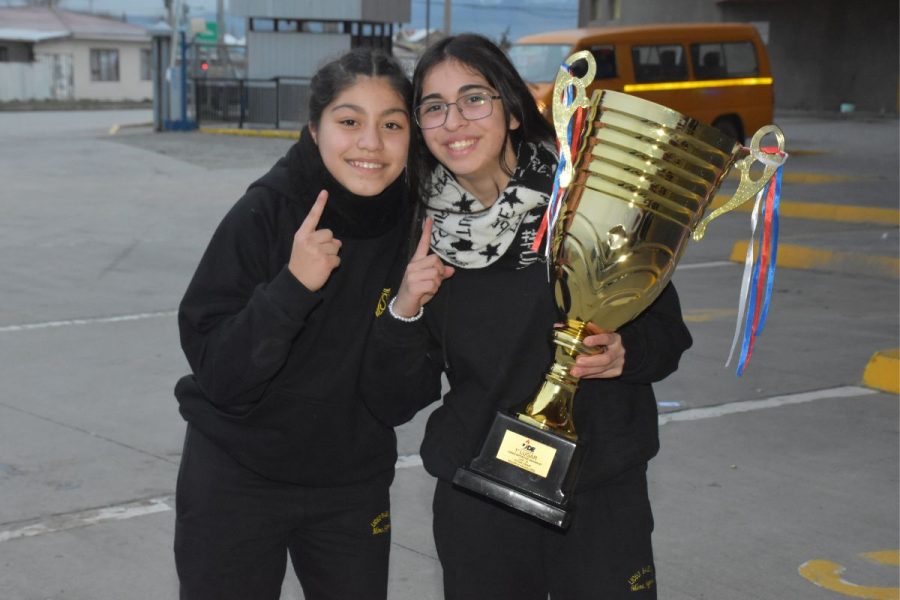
left=0, top=7, right=149, bottom=43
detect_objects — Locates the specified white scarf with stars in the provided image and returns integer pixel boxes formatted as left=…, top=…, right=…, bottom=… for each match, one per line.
left=424, top=141, right=557, bottom=269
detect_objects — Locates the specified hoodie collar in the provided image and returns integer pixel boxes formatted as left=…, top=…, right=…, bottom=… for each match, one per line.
left=250, top=126, right=406, bottom=239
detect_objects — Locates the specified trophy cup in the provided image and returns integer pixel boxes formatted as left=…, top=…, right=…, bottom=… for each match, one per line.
left=452, top=51, right=786, bottom=528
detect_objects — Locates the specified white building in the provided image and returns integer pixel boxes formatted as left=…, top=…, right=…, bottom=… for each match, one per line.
left=0, top=7, right=151, bottom=102
left=229, top=0, right=410, bottom=79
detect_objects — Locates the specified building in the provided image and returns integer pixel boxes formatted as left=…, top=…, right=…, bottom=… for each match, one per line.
left=0, top=7, right=151, bottom=102
left=577, top=0, right=899, bottom=114
left=229, top=0, right=410, bottom=79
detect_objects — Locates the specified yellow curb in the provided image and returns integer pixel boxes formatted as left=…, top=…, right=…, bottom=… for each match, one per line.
left=199, top=126, right=301, bottom=139
left=729, top=241, right=900, bottom=280
left=862, top=349, right=900, bottom=394
left=710, top=196, right=900, bottom=226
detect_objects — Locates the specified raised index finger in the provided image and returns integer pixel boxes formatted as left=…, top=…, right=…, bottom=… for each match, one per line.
left=299, top=190, right=328, bottom=235
left=413, top=217, right=433, bottom=259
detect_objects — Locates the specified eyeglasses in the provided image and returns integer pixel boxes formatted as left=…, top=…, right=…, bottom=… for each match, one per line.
left=414, top=92, right=502, bottom=129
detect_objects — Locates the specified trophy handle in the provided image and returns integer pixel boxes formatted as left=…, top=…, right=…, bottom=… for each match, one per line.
left=692, top=124, right=786, bottom=241
left=553, top=51, right=596, bottom=188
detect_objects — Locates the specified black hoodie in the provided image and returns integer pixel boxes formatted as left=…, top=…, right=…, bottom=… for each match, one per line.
left=361, top=146, right=693, bottom=492
left=175, top=128, right=409, bottom=485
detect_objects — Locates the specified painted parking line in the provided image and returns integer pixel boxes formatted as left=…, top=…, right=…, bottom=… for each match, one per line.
left=0, top=495, right=173, bottom=543
left=0, top=386, right=877, bottom=543
left=709, top=196, right=900, bottom=226
left=656, top=385, right=875, bottom=425
left=0, top=311, right=176, bottom=333
left=682, top=307, right=737, bottom=323
left=729, top=241, right=900, bottom=280
left=800, top=550, right=900, bottom=599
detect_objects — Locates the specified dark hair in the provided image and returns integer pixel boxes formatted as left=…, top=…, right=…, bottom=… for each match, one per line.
left=409, top=34, right=554, bottom=202
left=308, top=47, right=412, bottom=126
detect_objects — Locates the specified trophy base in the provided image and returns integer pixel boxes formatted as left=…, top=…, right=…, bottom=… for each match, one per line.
left=452, top=411, right=580, bottom=529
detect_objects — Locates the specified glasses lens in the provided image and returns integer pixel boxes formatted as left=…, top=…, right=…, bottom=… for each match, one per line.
left=416, top=102, right=446, bottom=129
left=458, top=93, right=492, bottom=120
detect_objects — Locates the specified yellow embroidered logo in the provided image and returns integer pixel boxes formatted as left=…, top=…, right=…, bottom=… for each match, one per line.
left=370, top=510, right=391, bottom=535
left=375, top=287, right=391, bottom=317
left=628, top=565, right=655, bottom=592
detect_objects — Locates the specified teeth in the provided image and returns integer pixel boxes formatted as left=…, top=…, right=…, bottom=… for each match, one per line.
left=350, top=161, right=383, bottom=169
left=448, top=139, right=475, bottom=151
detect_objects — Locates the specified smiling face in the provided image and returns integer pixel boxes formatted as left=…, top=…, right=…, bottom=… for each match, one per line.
left=418, top=59, right=519, bottom=206
left=310, top=76, right=410, bottom=197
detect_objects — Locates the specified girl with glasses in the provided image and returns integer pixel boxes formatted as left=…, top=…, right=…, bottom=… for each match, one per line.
left=174, top=48, right=412, bottom=600
left=363, top=34, right=692, bottom=600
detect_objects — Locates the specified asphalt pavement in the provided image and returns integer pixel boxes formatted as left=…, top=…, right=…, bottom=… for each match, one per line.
left=0, top=109, right=897, bottom=600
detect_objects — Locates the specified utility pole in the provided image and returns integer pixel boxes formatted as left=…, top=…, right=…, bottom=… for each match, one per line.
left=216, top=0, right=225, bottom=63
left=443, top=0, right=451, bottom=36
left=216, top=0, right=225, bottom=44
left=425, top=0, right=430, bottom=48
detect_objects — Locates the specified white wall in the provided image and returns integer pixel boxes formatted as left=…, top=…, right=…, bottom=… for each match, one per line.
left=231, top=0, right=409, bottom=21
left=247, top=31, right=350, bottom=79
left=37, top=38, right=152, bottom=101
left=0, top=60, right=52, bottom=101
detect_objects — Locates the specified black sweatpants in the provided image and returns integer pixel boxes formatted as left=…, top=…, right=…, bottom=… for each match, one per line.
left=433, top=465, right=656, bottom=600
left=174, top=426, right=393, bottom=600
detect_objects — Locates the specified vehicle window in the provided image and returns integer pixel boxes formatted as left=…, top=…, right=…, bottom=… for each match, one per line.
left=631, top=44, right=687, bottom=82
left=589, top=45, right=617, bottom=79
left=691, top=42, right=759, bottom=79
left=507, top=43, right=574, bottom=83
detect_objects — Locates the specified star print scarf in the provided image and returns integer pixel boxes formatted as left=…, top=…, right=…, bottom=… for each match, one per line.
left=425, top=141, right=557, bottom=269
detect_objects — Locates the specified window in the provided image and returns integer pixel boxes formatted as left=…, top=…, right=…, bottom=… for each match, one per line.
left=140, top=48, right=152, bottom=81
left=0, top=46, right=8, bottom=62
left=631, top=44, right=687, bottom=83
left=507, top=44, right=574, bottom=83
left=691, top=42, right=759, bottom=80
left=590, top=45, right=617, bottom=79
left=90, top=49, right=119, bottom=81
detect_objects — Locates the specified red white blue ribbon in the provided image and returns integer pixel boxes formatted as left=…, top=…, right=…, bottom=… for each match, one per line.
left=532, top=63, right=586, bottom=257
left=727, top=155, right=787, bottom=375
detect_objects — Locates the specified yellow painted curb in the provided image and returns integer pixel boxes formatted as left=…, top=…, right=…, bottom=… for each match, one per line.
left=863, top=349, right=900, bottom=394
left=199, top=126, right=301, bottom=139
left=710, top=196, right=900, bottom=226
left=729, top=241, right=900, bottom=280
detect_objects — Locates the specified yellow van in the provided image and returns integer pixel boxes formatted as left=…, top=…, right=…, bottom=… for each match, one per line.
left=507, top=23, right=773, bottom=142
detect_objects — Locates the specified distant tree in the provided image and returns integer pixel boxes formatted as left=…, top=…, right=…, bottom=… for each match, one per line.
left=22, top=0, right=60, bottom=6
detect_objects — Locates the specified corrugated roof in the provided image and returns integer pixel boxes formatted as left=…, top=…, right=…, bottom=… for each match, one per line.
left=0, top=7, right=149, bottom=42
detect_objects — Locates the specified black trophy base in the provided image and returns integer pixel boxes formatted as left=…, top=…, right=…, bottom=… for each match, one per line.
left=452, top=411, right=580, bottom=529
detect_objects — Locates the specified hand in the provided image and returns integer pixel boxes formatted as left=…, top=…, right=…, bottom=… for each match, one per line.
left=288, top=190, right=342, bottom=292
left=571, top=332, right=625, bottom=379
left=392, top=217, right=455, bottom=317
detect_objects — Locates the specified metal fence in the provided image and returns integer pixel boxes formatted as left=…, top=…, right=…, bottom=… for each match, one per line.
left=193, top=77, right=310, bottom=130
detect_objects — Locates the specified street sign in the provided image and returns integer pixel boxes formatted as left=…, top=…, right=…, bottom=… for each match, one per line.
left=194, top=20, right=217, bottom=43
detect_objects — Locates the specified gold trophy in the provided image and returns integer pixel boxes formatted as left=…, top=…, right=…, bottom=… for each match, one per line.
left=453, top=51, right=786, bottom=527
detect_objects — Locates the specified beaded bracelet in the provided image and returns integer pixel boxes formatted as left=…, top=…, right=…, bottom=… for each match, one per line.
left=388, top=296, right=424, bottom=323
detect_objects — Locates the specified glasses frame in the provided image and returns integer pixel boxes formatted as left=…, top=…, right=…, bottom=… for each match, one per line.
left=414, top=93, right=502, bottom=130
